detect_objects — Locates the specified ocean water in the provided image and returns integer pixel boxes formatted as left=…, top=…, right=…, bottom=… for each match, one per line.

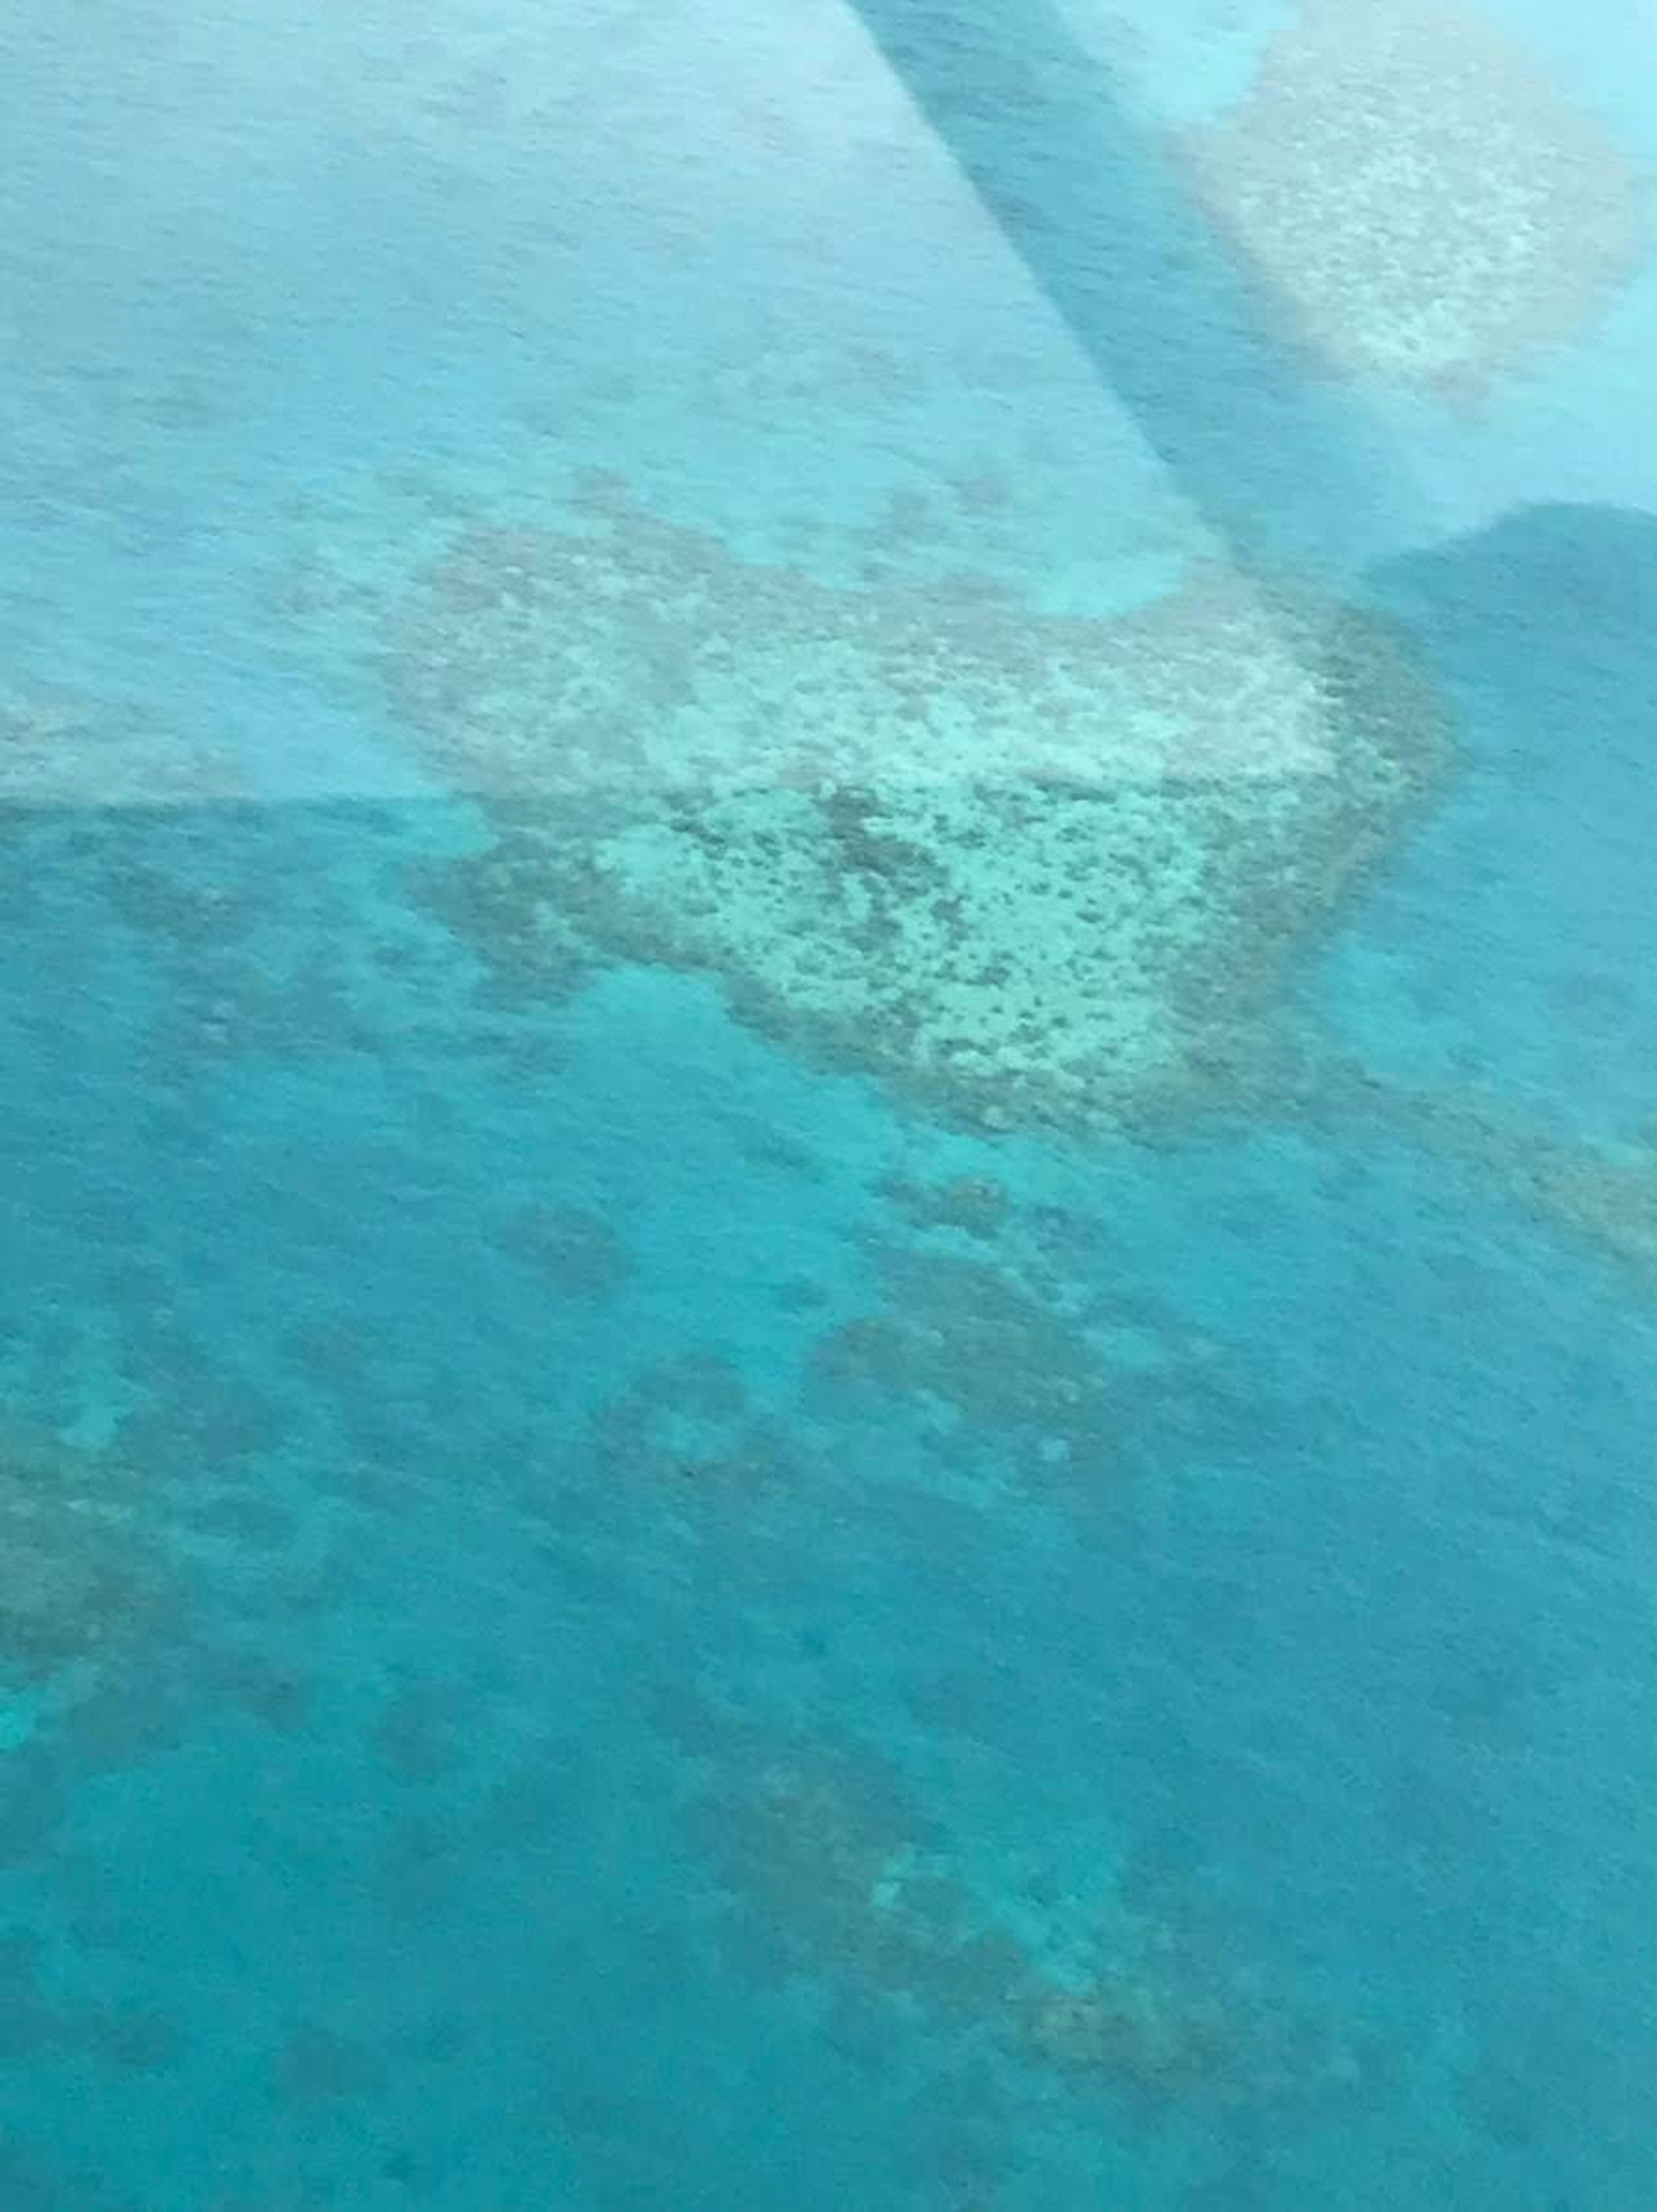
left=3, top=2, right=1657, bottom=2206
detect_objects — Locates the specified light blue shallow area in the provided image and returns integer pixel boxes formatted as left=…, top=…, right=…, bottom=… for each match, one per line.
left=4, top=2, right=1657, bottom=2206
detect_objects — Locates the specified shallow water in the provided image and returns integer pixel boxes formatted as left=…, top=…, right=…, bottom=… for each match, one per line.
left=4, top=2, right=1657, bottom=2205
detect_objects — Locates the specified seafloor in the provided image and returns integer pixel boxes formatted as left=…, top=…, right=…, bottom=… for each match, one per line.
left=4, top=1, right=1657, bottom=2205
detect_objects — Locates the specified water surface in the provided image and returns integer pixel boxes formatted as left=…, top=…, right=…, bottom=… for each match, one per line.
left=3, top=2, right=1657, bottom=2204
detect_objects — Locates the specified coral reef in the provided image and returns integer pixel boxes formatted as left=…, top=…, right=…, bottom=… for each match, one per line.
left=879, top=1171, right=1013, bottom=1239
left=696, top=1735, right=1354, bottom=2110
left=0, top=1319, right=316, bottom=1771
left=588, top=1354, right=793, bottom=1499
left=1520, top=1133, right=1657, bottom=1273
left=1320, top=1066, right=1657, bottom=1276
left=1183, top=0, right=1643, bottom=396
left=813, top=1245, right=1123, bottom=1475
left=809, top=1183, right=1229, bottom=1496
left=0, top=685, right=239, bottom=806
left=3, top=796, right=443, bottom=1091
left=382, top=483, right=1445, bottom=1133
left=491, top=1202, right=631, bottom=1299
left=0, top=1416, right=171, bottom=1689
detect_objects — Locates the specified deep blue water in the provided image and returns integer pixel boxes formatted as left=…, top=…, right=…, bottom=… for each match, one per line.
left=4, top=3, right=1657, bottom=2206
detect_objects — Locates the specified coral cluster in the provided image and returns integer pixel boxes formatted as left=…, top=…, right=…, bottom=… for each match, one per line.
left=1183, top=0, right=1642, bottom=396
left=384, top=482, right=1444, bottom=1133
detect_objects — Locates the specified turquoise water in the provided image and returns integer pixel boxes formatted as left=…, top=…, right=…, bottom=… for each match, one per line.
left=5, top=2, right=1657, bottom=2204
